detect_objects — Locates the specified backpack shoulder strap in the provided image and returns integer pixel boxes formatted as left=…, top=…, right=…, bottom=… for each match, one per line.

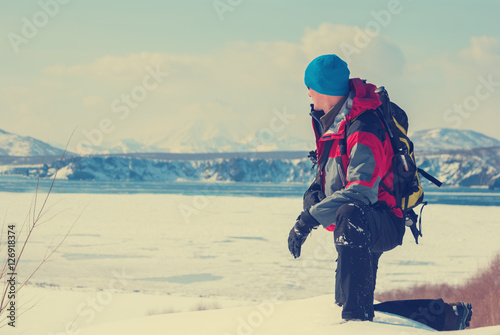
left=418, top=168, right=443, bottom=187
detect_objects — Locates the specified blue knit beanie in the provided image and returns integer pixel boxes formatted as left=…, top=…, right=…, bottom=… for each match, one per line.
left=304, top=54, right=350, bottom=96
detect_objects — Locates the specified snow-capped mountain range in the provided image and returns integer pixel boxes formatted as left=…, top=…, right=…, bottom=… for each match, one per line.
left=94, top=127, right=500, bottom=154
left=0, top=128, right=499, bottom=188
left=78, top=120, right=305, bottom=154
left=24, top=146, right=494, bottom=188
left=1, top=127, right=498, bottom=156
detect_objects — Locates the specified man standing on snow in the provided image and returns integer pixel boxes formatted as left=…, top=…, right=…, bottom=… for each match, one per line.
left=287, top=54, right=405, bottom=322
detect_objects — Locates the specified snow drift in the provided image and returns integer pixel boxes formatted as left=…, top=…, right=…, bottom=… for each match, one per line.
left=79, top=295, right=500, bottom=335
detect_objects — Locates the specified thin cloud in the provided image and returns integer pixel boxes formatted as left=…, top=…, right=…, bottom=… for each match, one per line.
left=3, top=24, right=499, bottom=148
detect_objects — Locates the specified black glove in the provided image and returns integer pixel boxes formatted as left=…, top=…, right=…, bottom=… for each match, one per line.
left=288, top=211, right=321, bottom=258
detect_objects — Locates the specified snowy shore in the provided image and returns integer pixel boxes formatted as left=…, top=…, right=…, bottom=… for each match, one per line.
left=1, top=192, right=499, bottom=334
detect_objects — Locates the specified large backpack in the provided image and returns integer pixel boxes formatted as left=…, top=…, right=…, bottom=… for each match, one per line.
left=374, top=86, right=442, bottom=243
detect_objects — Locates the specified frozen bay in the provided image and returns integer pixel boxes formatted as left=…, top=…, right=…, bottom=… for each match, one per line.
left=2, top=191, right=499, bottom=301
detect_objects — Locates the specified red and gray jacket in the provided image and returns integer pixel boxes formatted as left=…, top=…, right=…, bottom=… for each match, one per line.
left=309, top=78, right=403, bottom=231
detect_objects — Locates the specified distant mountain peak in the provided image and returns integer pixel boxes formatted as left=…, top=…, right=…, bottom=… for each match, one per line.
left=412, top=128, right=500, bottom=152
left=0, top=128, right=66, bottom=156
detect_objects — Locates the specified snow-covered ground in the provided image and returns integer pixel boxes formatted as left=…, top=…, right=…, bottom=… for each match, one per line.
left=1, top=192, right=499, bottom=334
left=77, top=295, right=500, bottom=335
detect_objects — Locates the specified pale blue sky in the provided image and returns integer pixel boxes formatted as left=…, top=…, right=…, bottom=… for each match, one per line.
left=1, top=0, right=499, bottom=151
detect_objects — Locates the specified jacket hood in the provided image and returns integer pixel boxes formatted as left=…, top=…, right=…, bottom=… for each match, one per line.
left=347, top=78, right=382, bottom=121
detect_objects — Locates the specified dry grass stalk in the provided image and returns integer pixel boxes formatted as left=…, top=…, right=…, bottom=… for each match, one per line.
left=0, top=134, right=80, bottom=328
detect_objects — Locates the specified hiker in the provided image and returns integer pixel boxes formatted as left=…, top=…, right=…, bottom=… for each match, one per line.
left=287, top=54, right=472, bottom=330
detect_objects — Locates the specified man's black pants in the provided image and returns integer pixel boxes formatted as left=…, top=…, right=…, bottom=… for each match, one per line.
left=333, top=202, right=462, bottom=331
left=334, top=201, right=404, bottom=321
